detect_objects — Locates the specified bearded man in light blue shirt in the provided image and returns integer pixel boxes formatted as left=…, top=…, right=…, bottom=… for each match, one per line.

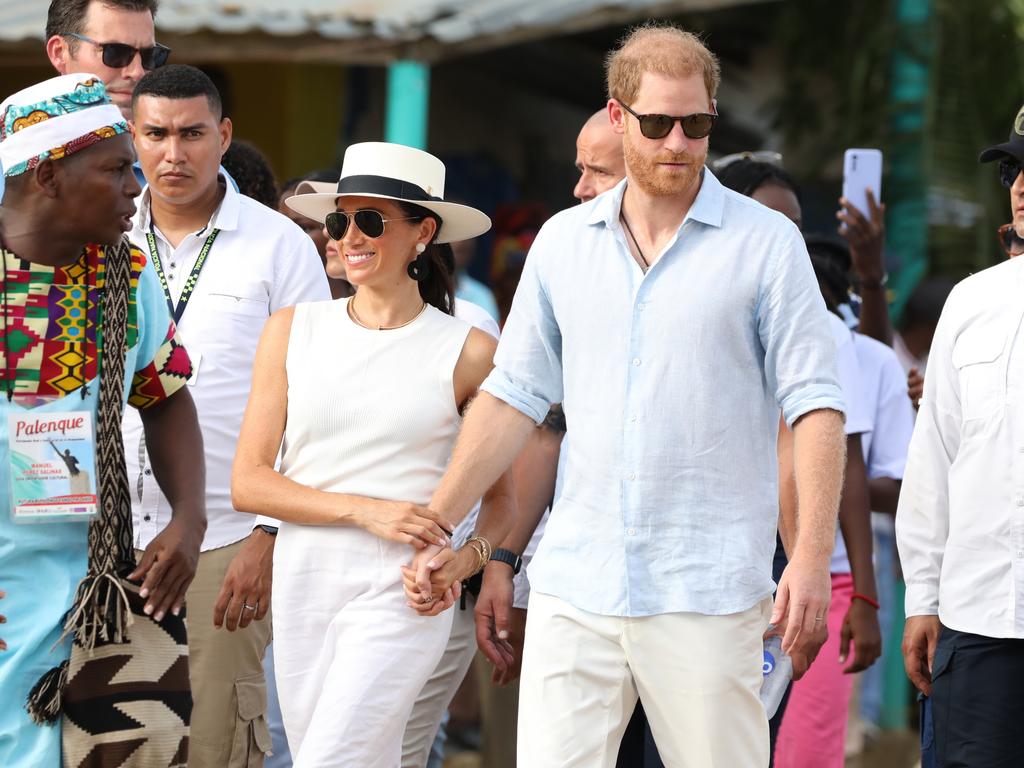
left=414, top=23, right=847, bottom=767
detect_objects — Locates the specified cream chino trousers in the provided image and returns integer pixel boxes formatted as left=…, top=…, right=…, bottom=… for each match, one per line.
left=517, top=591, right=772, bottom=768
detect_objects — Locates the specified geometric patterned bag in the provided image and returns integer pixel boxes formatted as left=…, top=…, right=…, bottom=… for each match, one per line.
left=24, top=236, right=193, bottom=766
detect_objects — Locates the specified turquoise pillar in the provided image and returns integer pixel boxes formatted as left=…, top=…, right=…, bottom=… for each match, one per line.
left=385, top=60, right=430, bottom=149
left=883, top=0, right=931, bottom=728
left=887, top=0, right=932, bottom=322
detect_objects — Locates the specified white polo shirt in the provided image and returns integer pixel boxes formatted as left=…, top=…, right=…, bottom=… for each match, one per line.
left=124, top=176, right=330, bottom=552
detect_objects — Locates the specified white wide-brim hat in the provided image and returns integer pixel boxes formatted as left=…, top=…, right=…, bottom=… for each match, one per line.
left=285, top=142, right=491, bottom=244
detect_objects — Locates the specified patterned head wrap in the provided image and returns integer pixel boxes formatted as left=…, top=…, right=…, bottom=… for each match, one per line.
left=0, top=73, right=128, bottom=177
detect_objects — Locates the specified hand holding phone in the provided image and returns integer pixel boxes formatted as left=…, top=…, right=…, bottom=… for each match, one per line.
left=842, top=148, right=883, bottom=217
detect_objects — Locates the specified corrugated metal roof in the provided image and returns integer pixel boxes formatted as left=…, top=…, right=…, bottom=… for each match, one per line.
left=1, top=0, right=767, bottom=50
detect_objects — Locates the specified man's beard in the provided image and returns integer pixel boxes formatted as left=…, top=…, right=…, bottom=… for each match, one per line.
left=623, top=131, right=706, bottom=197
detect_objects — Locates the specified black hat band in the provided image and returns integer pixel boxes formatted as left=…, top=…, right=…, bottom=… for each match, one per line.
left=336, top=174, right=442, bottom=203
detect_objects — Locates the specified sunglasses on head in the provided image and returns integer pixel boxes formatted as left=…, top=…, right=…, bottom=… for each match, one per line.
left=998, top=157, right=1023, bottom=188
left=617, top=100, right=717, bottom=140
left=325, top=209, right=421, bottom=240
left=998, top=223, right=1024, bottom=257
left=65, top=33, right=171, bottom=71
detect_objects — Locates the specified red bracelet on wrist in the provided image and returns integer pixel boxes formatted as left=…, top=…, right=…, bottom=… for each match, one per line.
left=851, top=592, right=880, bottom=610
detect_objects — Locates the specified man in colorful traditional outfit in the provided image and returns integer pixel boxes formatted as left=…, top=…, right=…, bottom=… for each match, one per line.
left=0, top=73, right=205, bottom=767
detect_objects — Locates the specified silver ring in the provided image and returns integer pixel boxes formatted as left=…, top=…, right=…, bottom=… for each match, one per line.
left=243, top=603, right=257, bottom=611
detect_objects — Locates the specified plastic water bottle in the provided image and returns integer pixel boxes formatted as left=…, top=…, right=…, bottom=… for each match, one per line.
left=760, top=633, right=793, bottom=719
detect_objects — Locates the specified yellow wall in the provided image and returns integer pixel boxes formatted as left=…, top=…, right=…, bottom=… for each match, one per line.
left=219, top=61, right=345, bottom=182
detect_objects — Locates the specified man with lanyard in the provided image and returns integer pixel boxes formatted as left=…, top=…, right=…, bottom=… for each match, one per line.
left=0, top=73, right=205, bottom=767
left=123, top=64, right=328, bottom=767
left=413, top=24, right=845, bottom=766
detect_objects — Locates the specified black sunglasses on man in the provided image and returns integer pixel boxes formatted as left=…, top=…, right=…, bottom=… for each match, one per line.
left=65, top=32, right=171, bottom=71
left=617, top=100, right=717, bottom=140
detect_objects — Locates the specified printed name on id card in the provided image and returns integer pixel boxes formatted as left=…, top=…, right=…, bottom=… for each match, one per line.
left=8, top=410, right=98, bottom=523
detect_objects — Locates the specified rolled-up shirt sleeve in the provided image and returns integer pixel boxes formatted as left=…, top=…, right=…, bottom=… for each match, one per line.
left=896, top=298, right=961, bottom=617
left=757, top=223, right=846, bottom=426
left=480, top=226, right=563, bottom=424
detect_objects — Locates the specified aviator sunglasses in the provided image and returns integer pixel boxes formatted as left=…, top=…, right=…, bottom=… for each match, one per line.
left=325, top=209, right=421, bottom=240
left=998, top=157, right=1023, bottom=188
left=65, top=33, right=171, bottom=70
left=617, top=100, right=717, bottom=140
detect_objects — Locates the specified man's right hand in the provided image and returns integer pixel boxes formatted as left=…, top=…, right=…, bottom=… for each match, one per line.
left=357, top=501, right=453, bottom=549
left=902, top=614, right=941, bottom=695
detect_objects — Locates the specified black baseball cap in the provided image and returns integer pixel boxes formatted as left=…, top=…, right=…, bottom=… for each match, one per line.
left=979, top=103, right=1024, bottom=163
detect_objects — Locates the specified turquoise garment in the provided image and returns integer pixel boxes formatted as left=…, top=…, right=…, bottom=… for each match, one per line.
left=0, top=257, right=175, bottom=768
left=455, top=273, right=499, bottom=324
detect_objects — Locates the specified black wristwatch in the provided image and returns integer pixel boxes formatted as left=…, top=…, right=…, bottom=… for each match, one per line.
left=254, top=524, right=279, bottom=536
left=490, top=548, right=522, bottom=574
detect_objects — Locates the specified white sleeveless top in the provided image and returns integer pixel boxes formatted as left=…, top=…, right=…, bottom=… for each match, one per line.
left=280, top=298, right=471, bottom=507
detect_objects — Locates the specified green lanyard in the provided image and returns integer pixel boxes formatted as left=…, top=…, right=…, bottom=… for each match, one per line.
left=145, top=228, right=220, bottom=325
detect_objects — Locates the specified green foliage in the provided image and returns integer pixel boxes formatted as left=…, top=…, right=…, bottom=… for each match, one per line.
left=772, top=0, right=1024, bottom=280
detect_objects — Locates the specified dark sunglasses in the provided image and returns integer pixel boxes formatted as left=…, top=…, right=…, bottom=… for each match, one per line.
left=617, top=100, right=717, bottom=140
left=998, top=157, right=1023, bottom=188
left=325, top=209, right=421, bottom=240
left=998, top=223, right=1024, bottom=257
left=65, top=33, right=171, bottom=71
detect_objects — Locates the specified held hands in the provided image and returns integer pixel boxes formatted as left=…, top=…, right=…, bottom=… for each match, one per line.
left=213, top=527, right=274, bottom=631
left=770, top=554, right=832, bottom=679
left=475, top=562, right=526, bottom=685
left=838, top=190, right=886, bottom=285
left=400, top=543, right=472, bottom=616
left=902, top=614, right=941, bottom=696
left=839, top=598, right=882, bottom=673
left=359, top=500, right=454, bottom=550
left=129, top=514, right=203, bottom=622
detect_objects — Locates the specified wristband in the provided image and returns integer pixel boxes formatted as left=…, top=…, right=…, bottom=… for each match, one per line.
left=859, top=272, right=888, bottom=290
left=254, top=524, right=278, bottom=536
left=851, top=592, right=880, bottom=610
left=490, top=548, right=523, bottom=575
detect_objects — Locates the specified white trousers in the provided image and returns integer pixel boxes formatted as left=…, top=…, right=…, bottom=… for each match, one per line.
left=402, top=598, right=477, bottom=767
left=273, top=524, right=453, bottom=768
left=518, top=591, right=772, bottom=768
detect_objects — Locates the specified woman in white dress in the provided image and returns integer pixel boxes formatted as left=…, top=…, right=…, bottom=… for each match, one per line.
left=232, top=143, right=498, bottom=767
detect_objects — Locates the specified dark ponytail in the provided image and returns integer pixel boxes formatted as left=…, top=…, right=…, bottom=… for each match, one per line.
left=396, top=201, right=456, bottom=316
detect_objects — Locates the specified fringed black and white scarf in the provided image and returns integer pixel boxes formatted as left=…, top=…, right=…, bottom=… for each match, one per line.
left=26, top=236, right=192, bottom=767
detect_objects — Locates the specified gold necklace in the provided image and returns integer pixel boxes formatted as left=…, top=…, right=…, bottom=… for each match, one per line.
left=348, top=297, right=427, bottom=330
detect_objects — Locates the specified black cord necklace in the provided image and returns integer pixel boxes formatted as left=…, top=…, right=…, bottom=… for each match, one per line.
left=620, top=213, right=650, bottom=273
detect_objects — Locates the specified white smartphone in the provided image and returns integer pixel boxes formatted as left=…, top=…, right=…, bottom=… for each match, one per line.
left=842, top=148, right=883, bottom=216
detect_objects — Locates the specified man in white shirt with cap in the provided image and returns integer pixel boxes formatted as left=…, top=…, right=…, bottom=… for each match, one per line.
left=898, top=103, right=1024, bottom=767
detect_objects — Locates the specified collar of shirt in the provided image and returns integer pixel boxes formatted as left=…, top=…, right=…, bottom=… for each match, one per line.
left=134, top=172, right=239, bottom=239
left=584, top=168, right=726, bottom=234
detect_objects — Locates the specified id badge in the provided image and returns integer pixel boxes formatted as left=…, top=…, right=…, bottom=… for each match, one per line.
left=8, top=410, right=98, bottom=523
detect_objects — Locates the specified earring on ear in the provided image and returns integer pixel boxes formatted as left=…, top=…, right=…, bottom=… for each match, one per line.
left=408, top=243, right=430, bottom=282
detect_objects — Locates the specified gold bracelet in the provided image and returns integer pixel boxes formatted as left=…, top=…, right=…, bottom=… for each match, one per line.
left=465, top=535, right=492, bottom=575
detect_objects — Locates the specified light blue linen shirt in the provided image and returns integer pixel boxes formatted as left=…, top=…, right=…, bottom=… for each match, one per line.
left=482, top=172, right=845, bottom=618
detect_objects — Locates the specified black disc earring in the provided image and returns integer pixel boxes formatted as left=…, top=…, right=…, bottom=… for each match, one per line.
left=407, top=254, right=430, bottom=282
